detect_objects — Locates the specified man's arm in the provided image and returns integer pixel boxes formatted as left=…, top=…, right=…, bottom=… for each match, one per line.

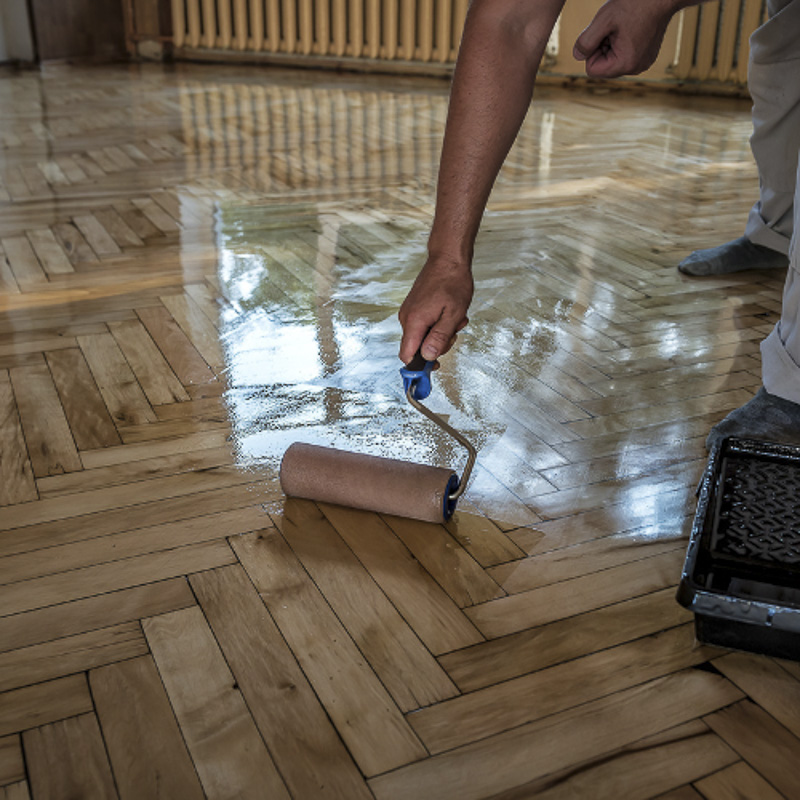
left=398, top=0, right=567, bottom=363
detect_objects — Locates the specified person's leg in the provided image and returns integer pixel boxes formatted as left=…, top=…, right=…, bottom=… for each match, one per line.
left=679, top=0, right=799, bottom=276
left=706, top=158, right=800, bottom=449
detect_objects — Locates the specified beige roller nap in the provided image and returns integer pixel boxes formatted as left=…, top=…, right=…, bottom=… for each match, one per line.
left=280, top=442, right=457, bottom=523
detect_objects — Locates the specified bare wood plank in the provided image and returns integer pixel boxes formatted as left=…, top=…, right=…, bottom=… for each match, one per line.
left=38, top=444, right=233, bottom=498
left=92, top=209, right=145, bottom=249
left=2, top=168, right=32, bottom=201
left=693, top=760, right=785, bottom=800
left=274, top=501, right=459, bottom=710
left=0, top=736, right=24, bottom=786
left=490, top=721, right=736, bottom=800
left=383, top=514, right=505, bottom=607
left=0, top=336, right=76, bottom=359
left=10, top=363, right=82, bottom=477
left=53, top=156, right=88, bottom=184
left=86, top=150, right=121, bottom=174
left=153, top=396, right=226, bottom=422
left=369, top=669, right=743, bottom=800
left=713, top=652, right=800, bottom=740
left=488, top=531, right=685, bottom=594
left=44, top=348, right=121, bottom=450
left=444, top=509, right=526, bottom=567
left=0, top=782, right=29, bottom=800
left=704, top=700, right=800, bottom=799
left=190, top=565, right=373, bottom=799
left=0, top=465, right=266, bottom=531
left=656, top=788, right=704, bottom=800
left=0, top=371, right=37, bottom=506
left=0, top=540, right=235, bottom=617
left=70, top=154, right=105, bottom=179
left=143, top=607, right=291, bottom=800
left=25, top=229, right=73, bottom=275
left=0, top=506, right=266, bottom=586
left=232, top=529, right=428, bottom=774
left=77, top=332, right=157, bottom=426
left=136, top=305, right=216, bottom=384
left=131, top=197, right=181, bottom=234
left=79, top=427, right=229, bottom=470
left=90, top=656, right=205, bottom=800
left=184, top=282, right=221, bottom=328
left=0, top=578, right=194, bottom=652
left=111, top=201, right=161, bottom=240
left=440, top=587, right=692, bottom=691
left=1, top=236, right=47, bottom=289
left=117, top=416, right=229, bottom=443
left=411, top=625, right=711, bottom=753
left=104, top=147, right=137, bottom=171
left=0, top=246, right=20, bottom=294
left=107, top=319, right=189, bottom=405
left=0, top=484, right=264, bottom=556
left=0, top=463, right=262, bottom=531
left=160, top=293, right=225, bottom=369
left=466, top=548, right=685, bottom=638
left=0, top=675, right=93, bottom=737
left=23, top=714, right=118, bottom=800
left=320, top=502, right=484, bottom=654
left=0, top=353, right=45, bottom=370
left=0, top=623, right=147, bottom=692
left=72, top=215, right=122, bottom=257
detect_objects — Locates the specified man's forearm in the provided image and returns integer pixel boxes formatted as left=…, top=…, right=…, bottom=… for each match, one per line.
left=427, top=0, right=568, bottom=266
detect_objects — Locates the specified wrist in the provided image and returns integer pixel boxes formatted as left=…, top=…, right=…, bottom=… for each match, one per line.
left=425, top=247, right=474, bottom=274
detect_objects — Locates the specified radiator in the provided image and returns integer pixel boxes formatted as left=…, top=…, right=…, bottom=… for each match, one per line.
left=171, top=0, right=469, bottom=63
left=672, top=0, right=766, bottom=85
left=169, top=0, right=764, bottom=87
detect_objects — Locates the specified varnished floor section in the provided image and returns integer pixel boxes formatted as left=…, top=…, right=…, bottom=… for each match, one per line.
left=0, top=62, right=796, bottom=799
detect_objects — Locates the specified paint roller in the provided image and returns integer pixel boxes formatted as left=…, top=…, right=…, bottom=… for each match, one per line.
left=279, top=350, right=476, bottom=523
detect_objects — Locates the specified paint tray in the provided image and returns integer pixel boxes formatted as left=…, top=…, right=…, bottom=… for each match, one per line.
left=677, top=436, right=800, bottom=660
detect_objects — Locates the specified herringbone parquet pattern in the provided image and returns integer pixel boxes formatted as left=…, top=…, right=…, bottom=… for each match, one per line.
left=0, top=62, right=796, bottom=799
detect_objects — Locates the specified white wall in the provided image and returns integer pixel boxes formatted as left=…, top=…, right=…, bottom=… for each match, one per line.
left=0, top=0, right=36, bottom=62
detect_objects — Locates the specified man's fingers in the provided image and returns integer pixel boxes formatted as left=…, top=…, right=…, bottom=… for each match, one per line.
left=573, top=17, right=612, bottom=61
left=585, top=49, right=622, bottom=79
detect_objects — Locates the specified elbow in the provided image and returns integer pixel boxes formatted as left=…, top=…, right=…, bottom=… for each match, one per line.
left=465, top=0, right=563, bottom=56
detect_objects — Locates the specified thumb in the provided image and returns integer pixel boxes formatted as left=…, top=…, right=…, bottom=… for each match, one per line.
left=574, top=16, right=612, bottom=61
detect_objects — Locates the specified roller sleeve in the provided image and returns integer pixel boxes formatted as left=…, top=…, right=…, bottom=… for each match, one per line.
left=280, top=442, right=459, bottom=523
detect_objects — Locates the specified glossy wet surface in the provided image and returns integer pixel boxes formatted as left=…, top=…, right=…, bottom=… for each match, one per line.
left=207, top=77, right=769, bottom=527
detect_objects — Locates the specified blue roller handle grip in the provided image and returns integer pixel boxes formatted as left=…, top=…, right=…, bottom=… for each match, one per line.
left=400, top=349, right=435, bottom=400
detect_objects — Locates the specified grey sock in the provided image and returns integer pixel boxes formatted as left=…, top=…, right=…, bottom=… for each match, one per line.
left=678, top=236, right=788, bottom=276
left=706, top=387, right=800, bottom=451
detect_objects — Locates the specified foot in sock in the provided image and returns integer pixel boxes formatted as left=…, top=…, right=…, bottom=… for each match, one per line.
left=678, top=236, right=788, bottom=276
left=706, top=387, right=800, bottom=450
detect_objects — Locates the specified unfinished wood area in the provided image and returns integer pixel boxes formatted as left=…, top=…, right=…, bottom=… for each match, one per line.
left=0, top=62, right=796, bottom=798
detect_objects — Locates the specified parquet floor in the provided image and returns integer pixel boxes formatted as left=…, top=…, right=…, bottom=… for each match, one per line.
left=0, top=61, right=796, bottom=799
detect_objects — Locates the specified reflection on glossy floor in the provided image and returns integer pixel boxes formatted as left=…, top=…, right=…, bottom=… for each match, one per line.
left=1, top=61, right=797, bottom=799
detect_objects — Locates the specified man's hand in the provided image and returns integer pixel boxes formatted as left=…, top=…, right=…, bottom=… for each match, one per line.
left=398, top=256, right=473, bottom=364
left=573, top=0, right=683, bottom=79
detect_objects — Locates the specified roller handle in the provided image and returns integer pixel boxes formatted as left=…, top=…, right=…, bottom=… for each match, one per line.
left=400, top=348, right=435, bottom=400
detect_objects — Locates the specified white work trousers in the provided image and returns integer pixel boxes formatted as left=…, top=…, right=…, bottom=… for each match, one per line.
left=753, top=0, right=800, bottom=402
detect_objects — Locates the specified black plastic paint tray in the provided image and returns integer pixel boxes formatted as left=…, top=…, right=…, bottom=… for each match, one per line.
left=677, top=436, right=800, bottom=660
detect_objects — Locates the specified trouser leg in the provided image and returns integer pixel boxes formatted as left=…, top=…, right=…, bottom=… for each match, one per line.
left=743, top=0, right=800, bottom=255
left=761, top=156, right=800, bottom=402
